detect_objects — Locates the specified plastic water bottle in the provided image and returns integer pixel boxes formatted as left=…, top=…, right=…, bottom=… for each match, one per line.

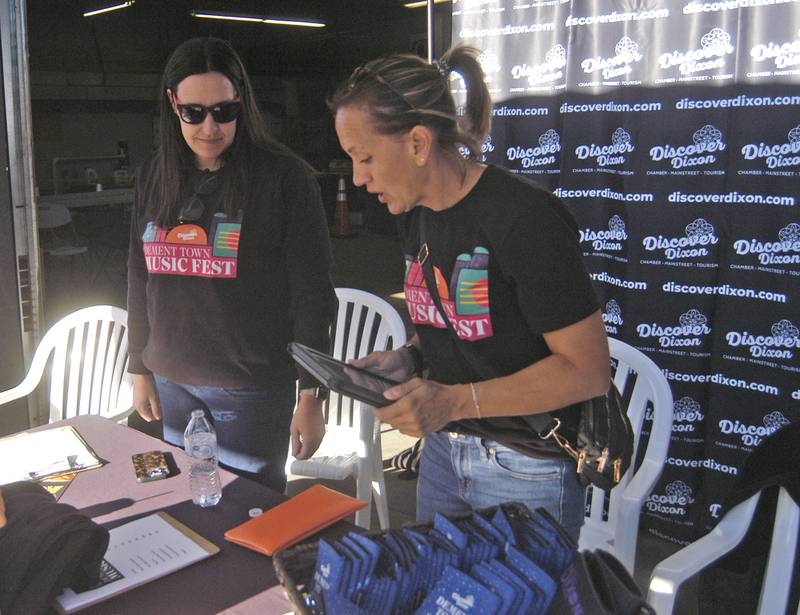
left=184, top=409, right=222, bottom=507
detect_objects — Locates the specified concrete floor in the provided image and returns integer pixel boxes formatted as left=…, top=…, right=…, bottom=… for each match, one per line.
left=45, top=213, right=697, bottom=610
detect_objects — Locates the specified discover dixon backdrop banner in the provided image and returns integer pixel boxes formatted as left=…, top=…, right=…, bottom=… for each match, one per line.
left=451, top=0, right=800, bottom=545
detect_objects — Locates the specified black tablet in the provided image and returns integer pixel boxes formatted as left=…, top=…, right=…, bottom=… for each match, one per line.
left=287, top=342, right=400, bottom=407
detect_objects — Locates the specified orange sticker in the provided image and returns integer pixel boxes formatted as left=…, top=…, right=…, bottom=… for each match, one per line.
left=165, top=224, right=207, bottom=244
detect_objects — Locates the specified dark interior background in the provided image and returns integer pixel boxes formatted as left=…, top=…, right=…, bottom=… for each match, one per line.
left=27, top=0, right=452, bottom=191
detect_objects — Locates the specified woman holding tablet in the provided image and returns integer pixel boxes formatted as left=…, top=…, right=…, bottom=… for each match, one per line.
left=331, top=45, right=609, bottom=539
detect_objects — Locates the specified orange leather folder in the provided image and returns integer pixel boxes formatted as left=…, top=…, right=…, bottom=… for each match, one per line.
left=224, top=484, right=367, bottom=556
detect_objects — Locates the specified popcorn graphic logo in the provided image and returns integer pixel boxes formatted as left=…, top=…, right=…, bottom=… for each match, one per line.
left=545, top=44, right=567, bottom=65
left=539, top=129, right=560, bottom=149
left=789, top=125, right=800, bottom=143
left=612, top=128, right=632, bottom=147
left=771, top=319, right=800, bottom=343
left=647, top=480, right=694, bottom=515
left=763, top=411, right=790, bottom=431
left=693, top=125, right=724, bottom=147
left=614, top=36, right=641, bottom=63
left=779, top=223, right=800, bottom=243
left=701, top=28, right=733, bottom=52
left=609, top=215, right=626, bottom=234
left=686, top=218, right=715, bottom=241
left=665, top=481, right=694, bottom=504
left=667, top=397, right=705, bottom=430
left=679, top=309, right=708, bottom=329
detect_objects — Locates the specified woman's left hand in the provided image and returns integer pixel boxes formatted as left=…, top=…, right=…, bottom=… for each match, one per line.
left=290, top=396, right=326, bottom=460
left=374, top=378, right=468, bottom=437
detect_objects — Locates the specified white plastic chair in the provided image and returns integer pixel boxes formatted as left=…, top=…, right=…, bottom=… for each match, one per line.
left=578, top=338, right=674, bottom=574
left=286, top=288, right=407, bottom=529
left=647, top=486, right=799, bottom=615
left=0, top=305, right=133, bottom=423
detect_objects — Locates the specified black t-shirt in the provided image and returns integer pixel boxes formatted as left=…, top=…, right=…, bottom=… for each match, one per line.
left=127, top=149, right=337, bottom=389
left=398, top=165, right=600, bottom=458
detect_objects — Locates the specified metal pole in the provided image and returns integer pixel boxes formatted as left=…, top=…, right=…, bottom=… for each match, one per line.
left=426, top=0, right=434, bottom=62
left=2, top=0, right=44, bottom=425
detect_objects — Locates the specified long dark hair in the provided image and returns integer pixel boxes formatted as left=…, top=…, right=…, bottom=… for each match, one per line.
left=147, top=37, right=287, bottom=226
left=328, top=44, right=491, bottom=162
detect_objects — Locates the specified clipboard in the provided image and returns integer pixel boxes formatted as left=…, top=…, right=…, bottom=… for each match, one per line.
left=287, top=342, right=400, bottom=407
left=55, top=511, right=219, bottom=613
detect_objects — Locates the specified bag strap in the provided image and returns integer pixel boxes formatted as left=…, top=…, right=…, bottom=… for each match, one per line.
left=416, top=213, right=556, bottom=435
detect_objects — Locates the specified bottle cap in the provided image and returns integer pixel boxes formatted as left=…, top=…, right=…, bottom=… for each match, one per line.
left=248, top=507, right=263, bottom=518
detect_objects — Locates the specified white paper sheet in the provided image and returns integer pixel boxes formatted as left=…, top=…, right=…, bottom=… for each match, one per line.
left=0, top=425, right=102, bottom=485
left=55, top=512, right=219, bottom=613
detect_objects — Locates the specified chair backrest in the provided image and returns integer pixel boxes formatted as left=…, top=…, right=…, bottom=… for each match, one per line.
left=326, top=288, right=407, bottom=429
left=1, top=305, right=132, bottom=423
left=579, top=337, right=674, bottom=573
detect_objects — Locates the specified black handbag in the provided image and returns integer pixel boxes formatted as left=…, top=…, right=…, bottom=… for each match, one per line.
left=415, top=225, right=633, bottom=491
left=551, top=549, right=656, bottom=615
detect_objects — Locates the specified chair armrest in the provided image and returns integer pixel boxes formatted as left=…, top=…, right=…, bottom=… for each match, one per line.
left=647, top=492, right=761, bottom=614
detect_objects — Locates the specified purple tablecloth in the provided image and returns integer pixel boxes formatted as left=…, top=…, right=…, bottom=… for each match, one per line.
left=38, top=415, right=331, bottom=614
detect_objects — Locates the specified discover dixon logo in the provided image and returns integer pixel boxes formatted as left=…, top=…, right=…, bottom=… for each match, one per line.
left=645, top=480, right=694, bottom=517
left=642, top=219, right=719, bottom=262
left=726, top=319, right=799, bottom=361
left=637, top=309, right=711, bottom=350
left=510, top=44, right=567, bottom=90
left=739, top=125, right=800, bottom=174
left=579, top=215, right=627, bottom=259
left=579, top=36, right=643, bottom=86
left=657, top=27, right=734, bottom=82
left=648, top=124, right=726, bottom=174
left=602, top=299, right=623, bottom=335
left=719, top=411, right=790, bottom=449
left=506, top=129, right=560, bottom=171
left=732, top=222, right=800, bottom=271
left=647, top=397, right=705, bottom=434
left=575, top=128, right=634, bottom=169
left=749, top=31, right=800, bottom=77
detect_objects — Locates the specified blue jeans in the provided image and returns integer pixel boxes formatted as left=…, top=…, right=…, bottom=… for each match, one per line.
left=154, top=374, right=295, bottom=493
left=416, top=430, right=586, bottom=542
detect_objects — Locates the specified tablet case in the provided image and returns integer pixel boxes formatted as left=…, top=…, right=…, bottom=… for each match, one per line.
left=224, top=484, right=367, bottom=556
left=287, top=342, right=398, bottom=407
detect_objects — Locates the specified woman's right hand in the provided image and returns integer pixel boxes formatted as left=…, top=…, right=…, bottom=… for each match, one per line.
left=132, top=374, right=162, bottom=422
left=349, top=348, right=415, bottom=383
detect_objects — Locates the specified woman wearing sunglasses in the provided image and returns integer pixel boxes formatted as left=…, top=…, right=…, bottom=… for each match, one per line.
left=332, top=46, right=610, bottom=539
left=127, top=37, right=337, bottom=493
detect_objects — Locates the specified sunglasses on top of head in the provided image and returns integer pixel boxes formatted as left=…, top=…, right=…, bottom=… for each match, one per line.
left=172, top=95, right=241, bottom=125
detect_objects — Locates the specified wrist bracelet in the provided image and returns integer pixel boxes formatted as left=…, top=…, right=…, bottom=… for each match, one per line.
left=403, top=342, right=424, bottom=376
left=469, top=382, right=482, bottom=419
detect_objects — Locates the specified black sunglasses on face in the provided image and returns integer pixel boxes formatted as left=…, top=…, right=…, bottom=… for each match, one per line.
left=173, top=97, right=241, bottom=125
left=178, top=172, right=220, bottom=223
